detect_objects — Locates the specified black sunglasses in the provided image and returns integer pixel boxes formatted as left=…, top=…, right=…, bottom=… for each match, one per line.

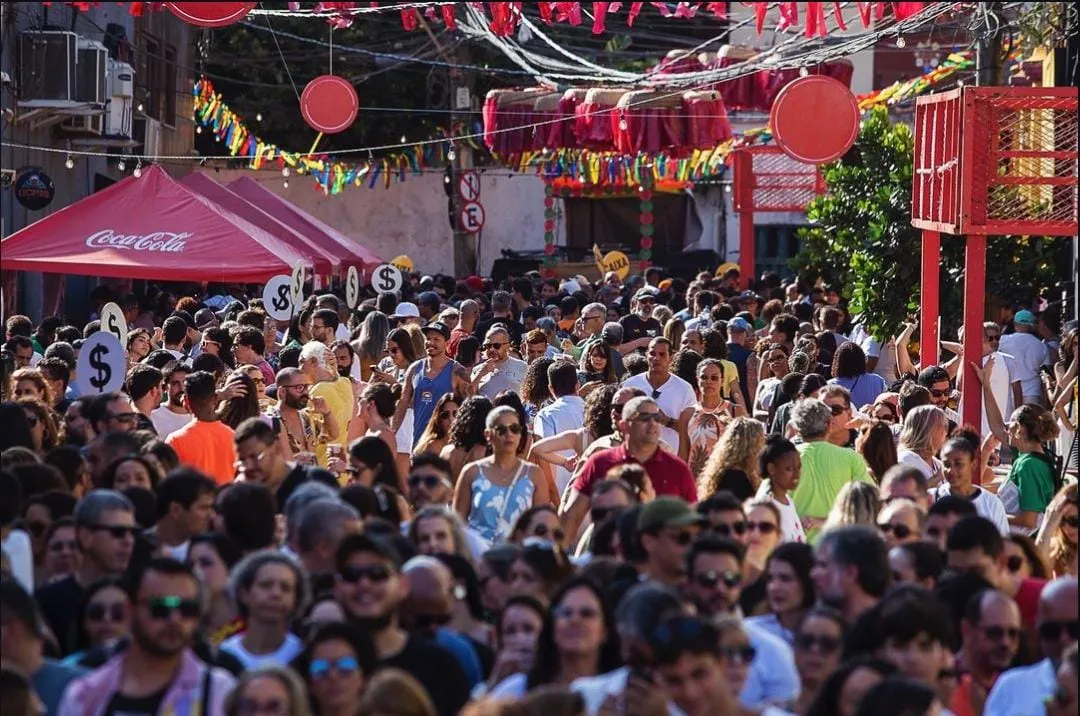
left=339, top=563, right=392, bottom=584
left=878, top=522, right=913, bottom=540
left=712, top=521, right=747, bottom=537
left=145, top=596, right=200, bottom=620
left=86, top=602, right=126, bottom=623
left=590, top=506, right=614, bottom=525
left=1005, top=555, right=1025, bottom=573
left=90, top=524, right=140, bottom=539
left=408, top=475, right=445, bottom=490
left=1062, top=515, right=1080, bottom=529
left=493, top=423, right=523, bottom=436
left=694, top=569, right=741, bottom=590
left=828, top=404, right=847, bottom=416
left=532, top=524, right=566, bottom=542
left=1038, top=619, right=1080, bottom=642
left=720, top=644, right=757, bottom=663
left=796, top=634, right=841, bottom=654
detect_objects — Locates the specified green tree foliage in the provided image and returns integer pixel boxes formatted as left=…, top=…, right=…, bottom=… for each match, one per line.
left=791, top=107, right=1066, bottom=342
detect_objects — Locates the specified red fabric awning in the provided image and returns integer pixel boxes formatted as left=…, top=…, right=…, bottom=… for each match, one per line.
left=0, top=166, right=311, bottom=283
left=181, top=172, right=340, bottom=279
left=227, top=176, right=381, bottom=273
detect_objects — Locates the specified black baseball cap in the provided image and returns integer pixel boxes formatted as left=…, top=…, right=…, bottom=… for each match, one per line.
left=422, top=321, right=451, bottom=340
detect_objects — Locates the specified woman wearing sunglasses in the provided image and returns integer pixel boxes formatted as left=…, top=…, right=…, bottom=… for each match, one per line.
left=740, top=499, right=783, bottom=615
left=712, top=614, right=758, bottom=702
left=489, top=577, right=619, bottom=699
left=752, top=343, right=792, bottom=424
left=62, top=578, right=132, bottom=668
left=295, top=622, right=377, bottom=716
left=415, top=394, right=459, bottom=458
left=509, top=506, right=567, bottom=550
left=791, top=607, right=847, bottom=715
left=453, top=406, right=550, bottom=548
left=1036, top=483, right=1079, bottom=578
left=17, top=397, right=60, bottom=454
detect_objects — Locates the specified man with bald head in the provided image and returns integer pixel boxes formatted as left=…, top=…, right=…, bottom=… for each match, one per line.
left=400, top=556, right=483, bottom=688
left=954, top=589, right=1023, bottom=716
left=985, top=576, right=1078, bottom=716
left=471, top=325, right=527, bottom=399
left=448, top=299, right=478, bottom=357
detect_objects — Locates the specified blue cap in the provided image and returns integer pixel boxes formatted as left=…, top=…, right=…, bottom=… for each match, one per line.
left=728, top=317, right=752, bottom=333
left=1013, top=309, right=1037, bottom=326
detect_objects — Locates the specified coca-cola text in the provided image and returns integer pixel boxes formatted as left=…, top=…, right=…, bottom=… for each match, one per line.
left=85, top=230, right=191, bottom=253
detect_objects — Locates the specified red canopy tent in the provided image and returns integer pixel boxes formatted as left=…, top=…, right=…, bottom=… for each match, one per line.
left=227, top=176, right=381, bottom=275
left=181, top=172, right=340, bottom=279
left=0, top=166, right=311, bottom=283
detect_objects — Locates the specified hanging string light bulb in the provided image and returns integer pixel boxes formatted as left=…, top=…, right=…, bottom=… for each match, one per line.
left=65, top=155, right=75, bottom=169
left=117, top=158, right=126, bottom=172
left=896, top=35, right=907, bottom=48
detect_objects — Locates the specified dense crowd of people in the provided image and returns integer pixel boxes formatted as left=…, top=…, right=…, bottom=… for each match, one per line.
left=0, top=266, right=1077, bottom=716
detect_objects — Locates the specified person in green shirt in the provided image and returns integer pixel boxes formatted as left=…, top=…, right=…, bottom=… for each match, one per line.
left=788, top=399, right=874, bottom=541
left=975, top=355, right=1060, bottom=533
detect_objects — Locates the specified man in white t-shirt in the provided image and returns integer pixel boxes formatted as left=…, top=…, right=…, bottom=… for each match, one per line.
left=622, top=338, right=696, bottom=460
left=954, top=323, right=1022, bottom=437
left=999, top=310, right=1050, bottom=407
left=151, top=362, right=193, bottom=439
left=534, top=361, right=586, bottom=497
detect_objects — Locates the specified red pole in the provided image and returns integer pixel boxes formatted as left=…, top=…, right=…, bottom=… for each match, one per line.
left=961, top=235, right=986, bottom=454
left=739, top=209, right=754, bottom=290
left=920, top=230, right=941, bottom=367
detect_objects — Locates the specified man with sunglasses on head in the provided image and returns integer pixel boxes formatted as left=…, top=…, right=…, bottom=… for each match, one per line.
left=562, top=397, right=696, bottom=541
left=35, top=490, right=137, bottom=655
left=683, top=534, right=800, bottom=710
left=333, top=533, right=469, bottom=716
left=58, top=557, right=236, bottom=715
left=985, top=575, right=1078, bottom=716
left=953, top=589, right=1023, bottom=716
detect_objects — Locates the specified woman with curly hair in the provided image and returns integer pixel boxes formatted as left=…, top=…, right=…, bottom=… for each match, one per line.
left=528, top=385, right=617, bottom=477
left=1036, top=483, right=1079, bottom=578
left=126, top=328, right=153, bottom=366
left=11, top=368, right=52, bottom=407
left=415, top=393, right=460, bottom=457
left=520, top=357, right=555, bottom=423
left=17, top=397, right=60, bottom=453
left=697, top=416, right=765, bottom=501
left=441, top=395, right=493, bottom=481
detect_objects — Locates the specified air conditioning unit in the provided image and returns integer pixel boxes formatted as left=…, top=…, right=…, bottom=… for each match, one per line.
left=18, top=31, right=78, bottom=102
left=133, top=116, right=162, bottom=156
left=75, top=37, right=107, bottom=104
left=105, top=59, right=134, bottom=137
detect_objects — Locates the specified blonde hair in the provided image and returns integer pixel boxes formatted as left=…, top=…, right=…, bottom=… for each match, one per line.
left=403, top=324, right=427, bottom=359
left=878, top=497, right=926, bottom=529
left=822, top=481, right=881, bottom=532
left=898, top=405, right=947, bottom=455
left=1036, top=483, right=1078, bottom=577
left=225, top=666, right=310, bottom=716
left=663, top=318, right=686, bottom=350
left=698, top=417, right=765, bottom=498
left=358, top=669, right=436, bottom=716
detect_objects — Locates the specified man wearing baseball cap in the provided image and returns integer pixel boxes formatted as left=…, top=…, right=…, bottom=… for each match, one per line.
left=726, top=317, right=754, bottom=403
left=620, top=287, right=662, bottom=352
left=999, top=309, right=1051, bottom=406
left=637, top=497, right=706, bottom=586
left=392, top=321, right=474, bottom=449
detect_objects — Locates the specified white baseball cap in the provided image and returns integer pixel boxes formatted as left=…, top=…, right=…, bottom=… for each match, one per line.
left=393, top=302, right=420, bottom=318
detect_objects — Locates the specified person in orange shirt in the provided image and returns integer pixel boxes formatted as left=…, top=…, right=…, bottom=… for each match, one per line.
left=166, top=370, right=237, bottom=485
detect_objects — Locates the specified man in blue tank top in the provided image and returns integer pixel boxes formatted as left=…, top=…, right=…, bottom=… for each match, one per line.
left=392, top=321, right=475, bottom=448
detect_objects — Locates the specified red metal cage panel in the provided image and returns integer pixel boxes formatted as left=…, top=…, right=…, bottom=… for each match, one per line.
left=912, top=86, right=1078, bottom=236
left=732, top=145, right=826, bottom=213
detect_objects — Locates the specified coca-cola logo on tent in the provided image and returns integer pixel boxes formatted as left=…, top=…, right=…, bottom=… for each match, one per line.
left=85, top=230, right=192, bottom=252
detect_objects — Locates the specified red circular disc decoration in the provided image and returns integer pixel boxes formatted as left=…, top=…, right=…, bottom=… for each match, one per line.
left=770, top=76, right=860, bottom=164
left=165, top=2, right=256, bottom=27
left=300, top=75, right=359, bottom=134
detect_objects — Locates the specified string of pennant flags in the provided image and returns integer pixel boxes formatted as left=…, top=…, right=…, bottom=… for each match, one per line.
left=192, top=77, right=484, bottom=195
left=191, top=47, right=975, bottom=195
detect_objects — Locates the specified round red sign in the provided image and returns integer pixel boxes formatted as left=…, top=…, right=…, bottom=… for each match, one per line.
left=300, top=75, right=360, bottom=135
left=164, top=2, right=256, bottom=28
left=770, top=75, right=860, bottom=165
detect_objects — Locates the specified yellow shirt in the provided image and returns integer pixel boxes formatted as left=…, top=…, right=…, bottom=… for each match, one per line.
left=311, top=377, right=354, bottom=465
left=720, top=359, right=740, bottom=399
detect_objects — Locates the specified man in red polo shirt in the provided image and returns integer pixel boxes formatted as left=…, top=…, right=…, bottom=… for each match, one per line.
left=560, top=396, right=697, bottom=540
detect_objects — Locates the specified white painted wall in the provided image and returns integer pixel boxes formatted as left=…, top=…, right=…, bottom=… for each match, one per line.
left=211, top=168, right=556, bottom=277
